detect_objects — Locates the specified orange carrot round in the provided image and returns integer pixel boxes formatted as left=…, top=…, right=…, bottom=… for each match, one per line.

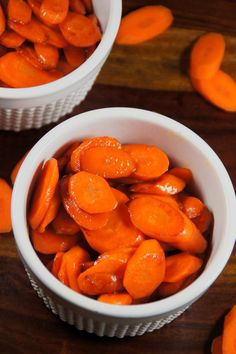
left=34, top=43, right=59, bottom=70
left=211, top=336, right=223, bottom=354
left=111, top=188, right=129, bottom=205
left=37, top=186, right=61, bottom=233
left=180, top=195, right=204, bottom=219
left=52, top=207, right=80, bottom=235
left=222, top=305, right=236, bottom=354
left=0, top=178, right=12, bottom=233
left=168, top=167, right=193, bottom=184
left=8, top=18, right=48, bottom=44
left=63, top=45, right=85, bottom=68
left=51, top=251, right=64, bottom=277
left=98, top=293, right=133, bottom=305
left=40, top=0, right=69, bottom=25
left=0, top=30, right=25, bottom=48
left=8, top=0, right=32, bottom=25
left=192, top=206, right=213, bottom=234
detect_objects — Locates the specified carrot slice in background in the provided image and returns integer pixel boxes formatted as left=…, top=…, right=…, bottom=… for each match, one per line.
left=211, top=336, right=223, bottom=354
left=40, top=0, right=69, bottom=25
left=69, top=0, right=86, bottom=14
left=192, top=206, right=213, bottom=233
left=168, top=167, right=193, bottom=184
left=98, top=293, right=133, bottom=305
left=180, top=195, right=204, bottom=219
left=123, top=144, right=169, bottom=180
left=8, top=0, right=32, bottom=25
left=191, top=70, right=236, bottom=112
left=116, top=5, right=173, bottom=45
left=31, top=227, right=79, bottom=254
left=59, top=12, right=101, bottom=47
left=8, top=18, right=48, bottom=43
left=80, top=146, right=136, bottom=179
left=82, top=204, right=143, bottom=253
left=68, top=171, right=118, bottom=214
left=28, top=158, right=59, bottom=230
left=64, top=45, right=85, bottom=68
left=0, top=5, right=6, bottom=36
left=51, top=251, right=64, bottom=277
left=164, top=252, right=203, bottom=283
left=128, top=196, right=184, bottom=242
left=52, top=207, right=80, bottom=235
left=0, top=178, right=12, bottom=233
left=123, top=239, right=166, bottom=299
left=37, top=186, right=61, bottom=233
left=61, top=176, right=109, bottom=230
left=34, top=43, right=59, bottom=69
left=222, top=305, right=236, bottom=354
left=11, top=151, right=28, bottom=184
left=0, top=30, right=25, bottom=48
left=190, top=33, right=225, bottom=80
left=111, top=188, right=129, bottom=205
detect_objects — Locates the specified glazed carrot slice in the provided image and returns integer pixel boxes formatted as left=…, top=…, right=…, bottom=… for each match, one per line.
left=80, top=146, right=136, bottom=179
left=168, top=167, right=193, bottom=184
left=192, top=206, right=213, bottom=233
left=211, top=336, right=223, bottom=354
left=111, top=188, right=129, bottom=204
left=180, top=195, right=204, bottom=219
left=8, top=0, right=32, bottom=25
left=57, top=142, right=80, bottom=171
left=51, top=251, right=64, bottom=277
left=8, top=18, right=48, bottom=43
left=34, top=43, right=59, bottom=69
left=31, top=227, right=79, bottom=254
left=37, top=186, right=61, bottom=233
left=190, top=33, right=225, bottom=80
left=11, top=151, right=28, bottom=184
left=69, top=0, right=86, bottom=14
left=17, top=45, right=44, bottom=69
left=68, top=171, right=118, bottom=214
left=158, top=279, right=185, bottom=298
left=0, top=178, right=12, bottom=233
left=28, top=158, right=59, bottom=230
left=40, top=0, right=69, bottom=25
left=27, top=0, right=55, bottom=27
left=61, top=176, right=109, bottom=230
left=0, top=52, right=62, bottom=88
left=116, top=5, right=173, bottom=45
left=131, top=193, right=179, bottom=210
left=41, top=23, right=68, bottom=48
left=82, top=204, right=143, bottom=253
left=191, top=70, right=236, bottom=112
left=0, top=5, right=6, bottom=36
left=59, top=12, right=101, bottom=47
left=222, top=305, right=236, bottom=354
left=128, top=196, right=184, bottom=242
left=98, top=293, right=133, bottom=305
left=164, top=252, right=203, bottom=283
left=123, top=239, right=166, bottom=299
left=52, top=207, right=80, bottom=235
left=129, top=172, right=186, bottom=195
left=70, top=136, right=121, bottom=172
left=123, top=144, right=169, bottom=180
left=63, top=45, right=85, bottom=68
left=0, top=30, right=25, bottom=48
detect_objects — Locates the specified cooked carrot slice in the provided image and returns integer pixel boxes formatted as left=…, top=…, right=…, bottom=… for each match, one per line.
left=180, top=195, right=204, bottom=219
left=69, top=0, right=86, bottom=14
left=0, top=30, right=25, bottom=48
left=0, top=52, right=62, bottom=88
left=34, top=43, right=59, bottom=69
left=168, top=167, right=193, bottom=183
left=116, top=5, right=173, bottom=45
left=68, top=171, right=118, bottom=214
left=0, top=4, right=6, bottom=36
left=190, top=33, right=225, bottom=80
left=37, top=186, right=61, bottom=233
left=0, top=178, right=12, bottom=233
left=211, top=336, right=223, bottom=354
left=80, top=146, right=136, bottom=179
left=191, top=70, right=236, bottom=112
left=11, top=151, right=28, bottom=184
left=129, top=172, right=186, bottom=195
left=164, top=252, right=203, bottom=283
left=40, top=0, right=69, bottom=25
left=128, top=196, right=184, bottom=242
left=17, top=44, right=44, bottom=69
left=27, top=0, right=54, bottom=26
left=192, top=206, right=213, bottom=233
left=31, top=227, right=78, bottom=254
left=123, top=144, right=169, bottom=180
left=51, top=251, right=64, bottom=277
left=57, top=142, right=80, bottom=171
left=61, top=176, right=109, bottom=230
left=98, top=293, right=133, bottom=305
left=41, top=23, right=68, bottom=48
left=52, top=207, right=80, bottom=235
left=222, top=305, right=236, bottom=354
left=82, top=204, right=143, bottom=253
left=123, top=239, right=165, bottom=299
left=70, top=136, right=121, bottom=172
left=59, top=12, right=101, bottom=47
left=8, top=18, right=48, bottom=43
left=111, top=188, right=129, bottom=205
left=131, top=193, right=179, bottom=210
left=8, top=0, right=32, bottom=25
left=64, top=45, right=85, bottom=68
left=28, top=158, right=59, bottom=230
left=158, top=279, right=185, bottom=298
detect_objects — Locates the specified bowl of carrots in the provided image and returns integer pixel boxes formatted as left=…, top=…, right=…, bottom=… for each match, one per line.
left=11, top=107, right=236, bottom=337
left=0, top=0, right=121, bottom=131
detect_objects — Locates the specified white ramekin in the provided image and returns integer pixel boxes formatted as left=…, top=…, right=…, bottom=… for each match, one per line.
left=0, top=1, right=122, bottom=131
left=12, top=108, right=236, bottom=337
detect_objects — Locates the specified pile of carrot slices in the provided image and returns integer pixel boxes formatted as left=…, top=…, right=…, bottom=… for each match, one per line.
left=23, top=135, right=213, bottom=305
left=0, top=0, right=101, bottom=88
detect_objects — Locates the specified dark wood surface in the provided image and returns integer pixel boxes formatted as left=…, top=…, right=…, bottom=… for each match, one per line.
left=0, top=1, right=236, bottom=353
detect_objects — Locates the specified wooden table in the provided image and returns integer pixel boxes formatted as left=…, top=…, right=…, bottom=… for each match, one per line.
left=0, top=1, right=236, bottom=353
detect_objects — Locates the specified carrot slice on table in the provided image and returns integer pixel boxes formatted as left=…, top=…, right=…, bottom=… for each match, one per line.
left=63, top=45, right=85, bottom=68
left=116, top=5, right=173, bottom=45
left=0, top=178, right=12, bottom=233
left=123, top=144, right=169, bottom=180
left=0, top=30, right=25, bottom=48
left=190, top=33, right=225, bottom=80
left=70, top=136, right=121, bottom=172
left=192, top=206, right=213, bottom=233
left=37, top=186, right=61, bottom=233
left=82, top=204, right=143, bottom=253
left=31, top=227, right=79, bottom=254
left=191, top=70, right=236, bottom=112
left=34, top=43, right=59, bottom=69
left=51, top=251, right=65, bottom=277
left=111, top=188, right=129, bottom=205
left=40, top=0, right=69, bottom=25
left=0, top=5, right=6, bottom=36
left=180, top=195, right=204, bottom=219
left=211, top=336, right=223, bottom=354
left=28, top=158, right=59, bottom=230
left=17, top=45, right=44, bottom=69
left=98, top=293, right=133, bottom=305
left=11, top=151, right=28, bottom=184
left=128, top=196, right=184, bottom=242
left=164, top=252, right=203, bottom=283
left=80, top=146, right=135, bottom=179
left=68, top=171, right=118, bottom=214
left=8, top=18, right=48, bottom=43
left=123, top=239, right=166, bottom=299
left=168, top=167, right=193, bottom=184
left=0, top=52, right=62, bottom=88
left=222, top=305, right=236, bottom=354
left=61, top=176, right=109, bottom=230
left=59, top=12, right=101, bottom=47
left=69, top=0, right=86, bottom=14
left=52, top=207, right=80, bottom=235
left=8, top=0, right=32, bottom=25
